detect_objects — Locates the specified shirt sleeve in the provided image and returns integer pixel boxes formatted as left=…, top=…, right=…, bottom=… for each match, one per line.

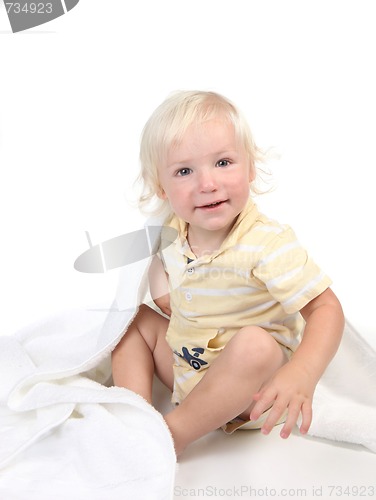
left=252, top=226, right=332, bottom=314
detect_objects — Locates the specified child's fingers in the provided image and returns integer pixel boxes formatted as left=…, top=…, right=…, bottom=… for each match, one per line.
left=299, top=401, right=313, bottom=435
left=259, top=397, right=289, bottom=434
left=279, top=402, right=302, bottom=438
left=250, top=389, right=277, bottom=421
left=277, top=399, right=312, bottom=438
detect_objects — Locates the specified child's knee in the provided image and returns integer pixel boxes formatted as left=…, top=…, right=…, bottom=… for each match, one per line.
left=229, top=326, right=280, bottom=368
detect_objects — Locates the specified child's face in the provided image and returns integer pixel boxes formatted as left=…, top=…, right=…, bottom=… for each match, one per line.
left=157, top=118, right=254, bottom=241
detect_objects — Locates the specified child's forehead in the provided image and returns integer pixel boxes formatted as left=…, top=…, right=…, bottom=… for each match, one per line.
left=168, top=117, right=236, bottom=149
left=164, top=119, right=243, bottom=165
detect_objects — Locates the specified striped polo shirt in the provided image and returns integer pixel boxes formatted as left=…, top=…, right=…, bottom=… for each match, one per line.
left=159, top=197, right=332, bottom=403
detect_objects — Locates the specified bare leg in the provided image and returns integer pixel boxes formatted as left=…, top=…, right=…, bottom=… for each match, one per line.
left=164, top=326, right=288, bottom=455
left=111, top=304, right=173, bottom=403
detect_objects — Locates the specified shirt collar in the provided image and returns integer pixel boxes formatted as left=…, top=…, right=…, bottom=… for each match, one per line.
left=162, top=197, right=259, bottom=263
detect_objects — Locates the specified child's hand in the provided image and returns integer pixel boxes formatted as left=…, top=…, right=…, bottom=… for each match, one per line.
left=250, top=362, right=316, bottom=439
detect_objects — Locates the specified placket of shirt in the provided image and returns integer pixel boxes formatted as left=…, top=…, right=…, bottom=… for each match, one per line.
left=179, top=238, right=228, bottom=306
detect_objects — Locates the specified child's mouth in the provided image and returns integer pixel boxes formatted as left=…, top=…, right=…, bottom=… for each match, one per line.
left=199, top=200, right=227, bottom=209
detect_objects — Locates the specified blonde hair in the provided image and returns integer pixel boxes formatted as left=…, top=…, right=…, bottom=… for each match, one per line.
left=138, top=90, right=266, bottom=216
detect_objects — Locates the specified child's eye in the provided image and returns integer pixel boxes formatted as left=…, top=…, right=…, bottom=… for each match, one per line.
left=216, top=159, right=230, bottom=167
left=176, top=168, right=192, bottom=176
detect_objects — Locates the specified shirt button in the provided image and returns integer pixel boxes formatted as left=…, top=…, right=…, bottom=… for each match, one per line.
left=187, top=267, right=195, bottom=274
left=217, top=327, right=226, bottom=334
left=185, top=292, right=192, bottom=301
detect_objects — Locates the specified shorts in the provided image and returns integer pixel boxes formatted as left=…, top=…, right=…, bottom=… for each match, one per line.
left=221, top=407, right=287, bottom=434
left=170, top=343, right=293, bottom=406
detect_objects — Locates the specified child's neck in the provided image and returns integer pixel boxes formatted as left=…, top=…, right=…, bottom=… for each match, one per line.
left=187, top=224, right=234, bottom=258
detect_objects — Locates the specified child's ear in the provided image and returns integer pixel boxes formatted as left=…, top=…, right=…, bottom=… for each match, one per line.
left=157, top=187, right=168, bottom=200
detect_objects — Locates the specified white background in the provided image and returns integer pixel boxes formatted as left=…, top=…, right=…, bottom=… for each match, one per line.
left=0, top=1, right=375, bottom=347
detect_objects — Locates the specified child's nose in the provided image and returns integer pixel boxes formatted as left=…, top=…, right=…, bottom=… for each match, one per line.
left=197, top=169, right=218, bottom=192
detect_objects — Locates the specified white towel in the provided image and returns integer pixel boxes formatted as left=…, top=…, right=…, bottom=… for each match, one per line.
left=309, top=320, right=376, bottom=452
left=0, top=257, right=176, bottom=499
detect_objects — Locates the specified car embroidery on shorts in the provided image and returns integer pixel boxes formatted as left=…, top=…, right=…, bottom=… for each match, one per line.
left=176, top=347, right=208, bottom=371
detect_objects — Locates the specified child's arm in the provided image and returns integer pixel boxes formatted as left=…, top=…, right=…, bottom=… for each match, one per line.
left=250, top=287, right=344, bottom=438
left=148, top=255, right=171, bottom=317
